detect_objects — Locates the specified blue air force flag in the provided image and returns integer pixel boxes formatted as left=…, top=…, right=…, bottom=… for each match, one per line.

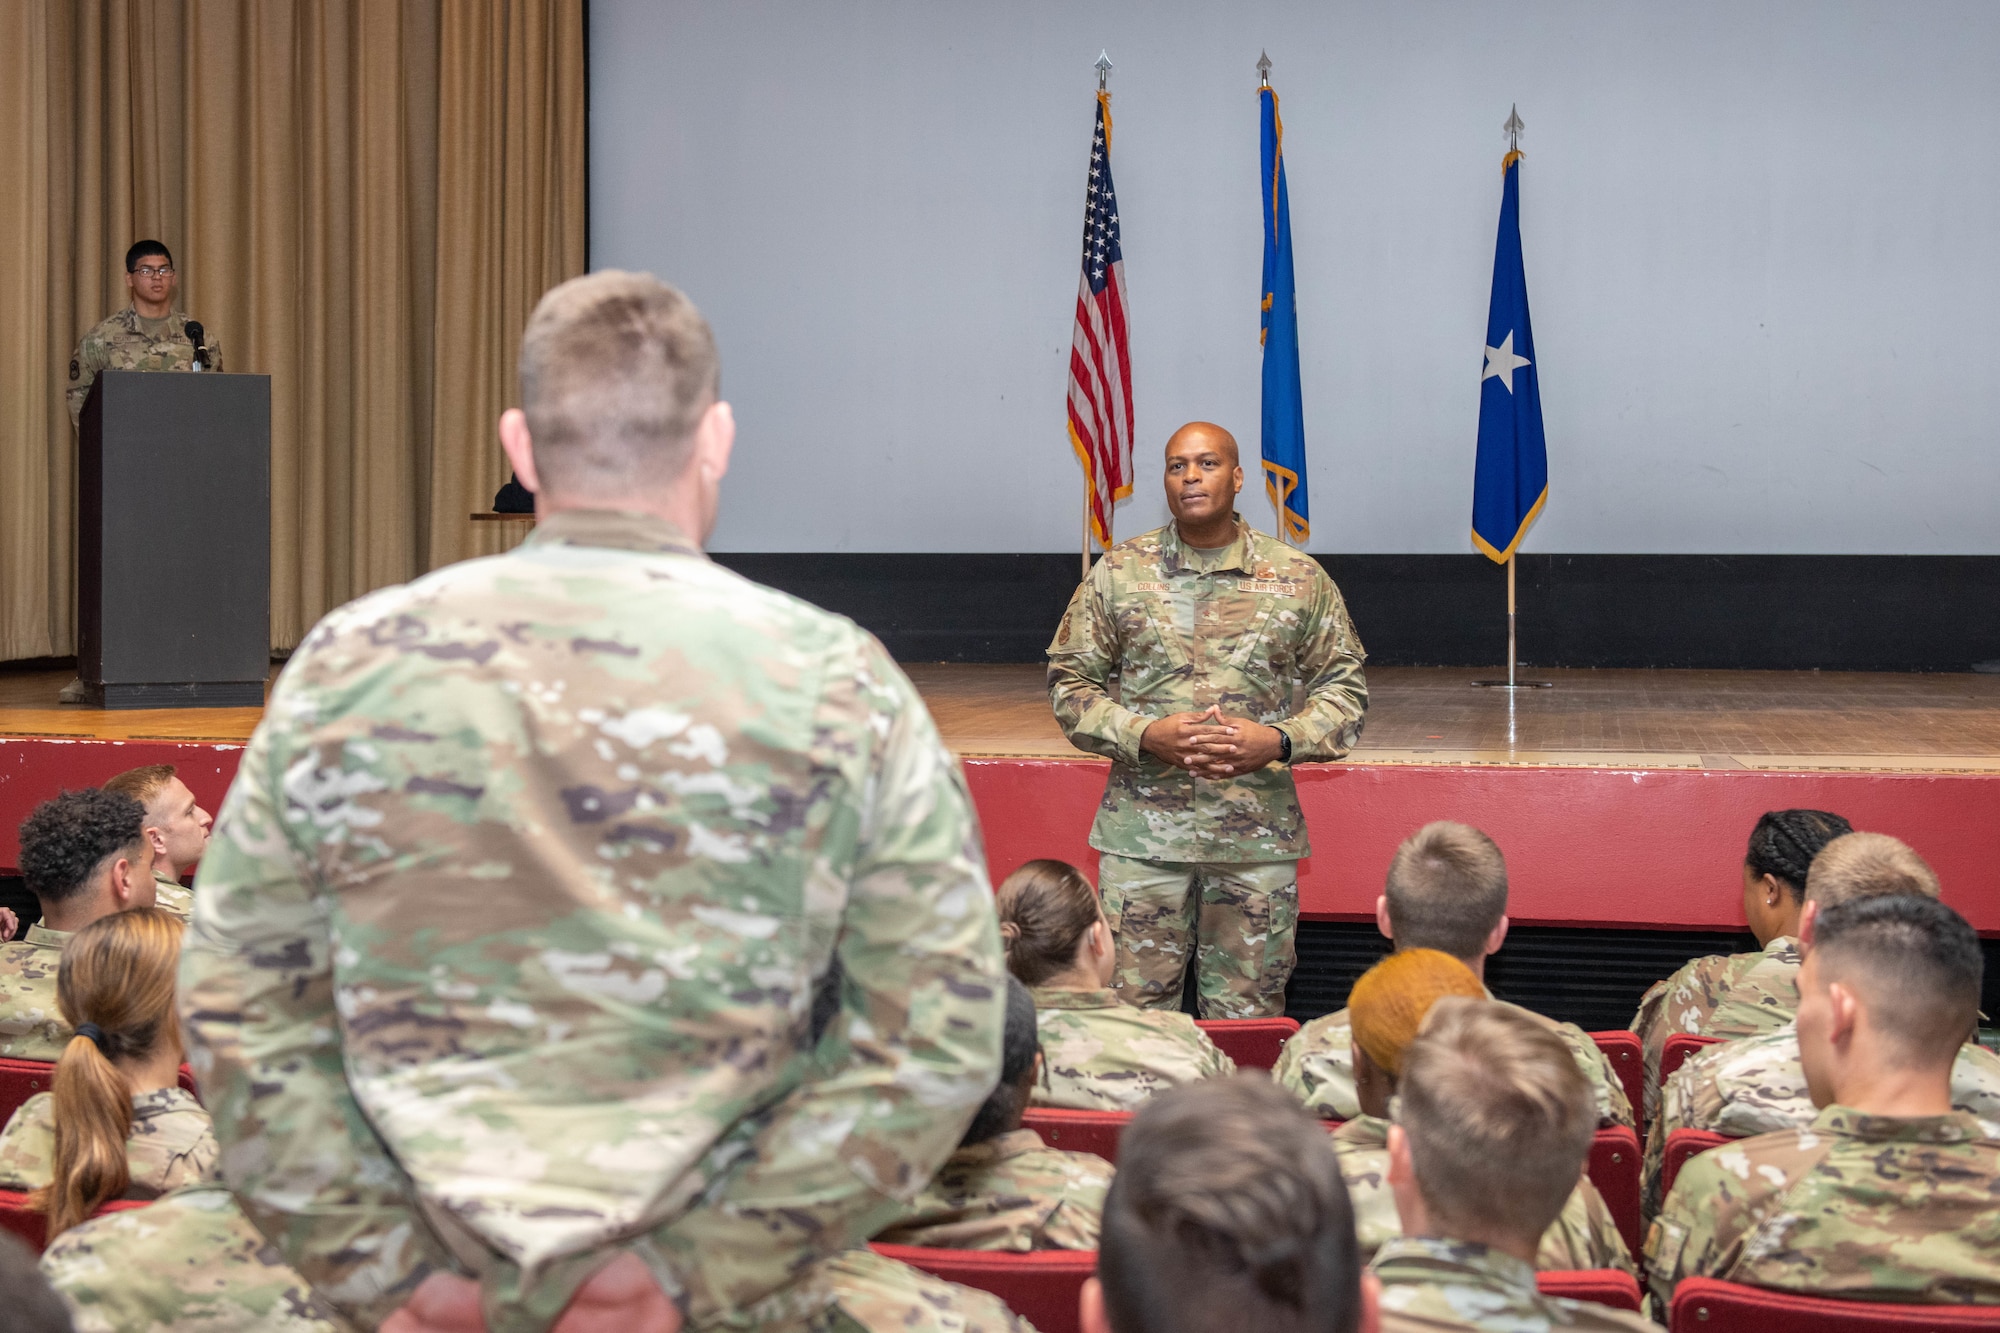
left=1260, top=84, right=1309, bottom=544
left=1470, top=150, right=1547, bottom=563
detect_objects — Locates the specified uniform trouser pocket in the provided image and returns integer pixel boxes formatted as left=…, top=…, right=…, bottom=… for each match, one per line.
left=1194, top=862, right=1298, bottom=1019
left=1098, top=855, right=1298, bottom=1017
left=1097, top=854, right=1199, bottom=1009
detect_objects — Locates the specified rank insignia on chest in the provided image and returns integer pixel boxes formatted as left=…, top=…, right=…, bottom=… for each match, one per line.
left=1238, top=580, right=1301, bottom=596
left=1130, top=581, right=1170, bottom=593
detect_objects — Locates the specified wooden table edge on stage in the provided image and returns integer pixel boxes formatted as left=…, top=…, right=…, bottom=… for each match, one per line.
left=471, top=512, right=536, bottom=522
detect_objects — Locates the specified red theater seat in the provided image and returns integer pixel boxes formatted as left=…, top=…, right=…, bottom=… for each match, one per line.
left=1588, top=1030, right=1645, bottom=1124
left=1536, top=1268, right=1644, bottom=1313
left=1659, top=1033, right=1723, bottom=1086
left=1585, top=1125, right=1642, bottom=1261
left=871, top=1242, right=1093, bottom=1333
left=1661, top=1128, right=1732, bottom=1199
left=1022, top=1108, right=1130, bottom=1163
left=0, top=1058, right=54, bottom=1129
left=0, top=1189, right=150, bottom=1252
left=178, top=1062, right=200, bottom=1101
left=1668, top=1277, right=1999, bottom=1333
left=1194, top=1016, right=1300, bottom=1070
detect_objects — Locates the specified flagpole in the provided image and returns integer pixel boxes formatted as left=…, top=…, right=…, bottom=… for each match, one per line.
left=1076, top=48, right=1118, bottom=585
left=1472, top=103, right=1550, bottom=693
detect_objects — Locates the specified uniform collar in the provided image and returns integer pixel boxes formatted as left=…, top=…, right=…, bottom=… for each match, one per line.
left=23, top=924, right=69, bottom=950
left=117, top=306, right=182, bottom=334
left=1372, top=1236, right=1539, bottom=1299
left=1765, top=935, right=1802, bottom=962
left=153, top=868, right=181, bottom=888
left=950, top=1128, right=1046, bottom=1168
left=1159, top=515, right=1255, bottom=577
left=521, top=509, right=707, bottom=559
left=1809, top=1104, right=1990, bottom=1145
left=132, top=1085, right=202, bottom=1120
left=1332, top=1114, right=1389, bottom=1148
left=1029, top=986, right=1122, bottom=1012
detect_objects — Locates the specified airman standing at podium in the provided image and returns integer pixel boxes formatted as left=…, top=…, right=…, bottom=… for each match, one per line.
left=61, top=239, right=224, bottom=705
left=1047, top=421, right=1368, bottom=1018
left=67, top=240, right=224, bottom=429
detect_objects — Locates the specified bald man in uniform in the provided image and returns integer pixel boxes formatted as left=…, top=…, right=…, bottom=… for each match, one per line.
left=1048, top=423, right=1368, bottom=1018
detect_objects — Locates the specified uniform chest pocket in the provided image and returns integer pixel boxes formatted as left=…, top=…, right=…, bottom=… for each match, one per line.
left=1113, top=593, right=1189, bottom=681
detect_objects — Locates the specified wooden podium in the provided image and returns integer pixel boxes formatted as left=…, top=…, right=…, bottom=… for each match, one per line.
left=77, top=370, right=271, bottom=708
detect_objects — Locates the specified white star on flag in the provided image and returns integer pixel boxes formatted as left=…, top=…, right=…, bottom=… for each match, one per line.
left=1482, top=331, right=1531, bottom=393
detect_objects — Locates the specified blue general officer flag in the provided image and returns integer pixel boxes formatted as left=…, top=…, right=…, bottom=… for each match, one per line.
left=1260, top=83, right=1309, bottom=544
left=1471, top=148, right=1547, bottom=563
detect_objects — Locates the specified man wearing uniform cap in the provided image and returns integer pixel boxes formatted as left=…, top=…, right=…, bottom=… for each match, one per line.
left=1047, top=421, right=1368, bottom=1019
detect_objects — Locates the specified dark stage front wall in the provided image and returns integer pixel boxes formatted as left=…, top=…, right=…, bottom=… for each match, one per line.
left=712, top=552, right=2000, bottom=672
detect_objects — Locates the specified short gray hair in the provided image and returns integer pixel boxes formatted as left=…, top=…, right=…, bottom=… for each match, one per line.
left=518, top=271, right=720, bottom=497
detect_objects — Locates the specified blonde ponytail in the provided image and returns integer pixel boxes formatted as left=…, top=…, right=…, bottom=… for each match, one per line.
left=29, top=908, right=184, bottom=1238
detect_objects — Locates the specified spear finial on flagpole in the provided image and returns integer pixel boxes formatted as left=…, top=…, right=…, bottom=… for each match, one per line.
left=1096, top=50, right=1113, bottom=93
left=1257, top=50, right=1271, bottom=87
left=1504, top=104, right=1524, bottom=153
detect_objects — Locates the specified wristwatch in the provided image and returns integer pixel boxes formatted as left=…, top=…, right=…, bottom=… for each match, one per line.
left=1275, top=727, right=1293, bottom=763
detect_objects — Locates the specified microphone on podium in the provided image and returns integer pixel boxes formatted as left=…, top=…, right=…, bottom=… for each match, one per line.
left=185, top=320, right=208, bottom=371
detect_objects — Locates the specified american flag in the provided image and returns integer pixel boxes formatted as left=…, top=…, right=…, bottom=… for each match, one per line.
left=1066, top=92, right=1135, bottom=550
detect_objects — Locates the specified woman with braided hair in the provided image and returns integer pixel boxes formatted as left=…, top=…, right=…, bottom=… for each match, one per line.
left=997, top=859, right=1235, bottom=1111
left=1630, top=808, right=1851, bottom=1118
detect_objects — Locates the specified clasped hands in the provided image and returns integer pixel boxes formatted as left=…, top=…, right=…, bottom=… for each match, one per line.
left=1140, top=705, right=1286, bottom=779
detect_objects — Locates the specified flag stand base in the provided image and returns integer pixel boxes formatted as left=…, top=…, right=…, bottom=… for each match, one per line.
left=1471, top=680, right=1553, bottom=688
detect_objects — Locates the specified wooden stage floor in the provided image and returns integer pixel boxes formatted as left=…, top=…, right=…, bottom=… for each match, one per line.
left=4, top=662, right=2000, bottom=774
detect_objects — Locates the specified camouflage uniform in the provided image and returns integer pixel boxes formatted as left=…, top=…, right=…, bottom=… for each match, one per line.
left=1643, top=1023, right=2000, bottom=1217
left=1030, top=986, right=1236, bottom=1112
left=177, top=510, right=1007, bottom=1333
left=1373, top=1237, right=1661, bottom=1333
left=1047, top=517, right=1367, bottom=1018
left=1629, top=937, right=1799, bottom=1121
left=40, top=1182, right=351, bottom=1332
left=1331, top=1116, right=1632, bottom=1273
left=807, top=1249, right=1037, bottom=1332
left=1274, top=996, right=1635, bottom=1129
left=1645, top=1106, right=2000, bottom=1308
left=0, top=925, right=73, bottom=1060
left=67, top=306, right=224, bottom=428
left=0, top=1087, right=217, bottom=1195
left=873, top=1127, right=1113, bottom=1251
left=153, top=868, right=193, bottom=920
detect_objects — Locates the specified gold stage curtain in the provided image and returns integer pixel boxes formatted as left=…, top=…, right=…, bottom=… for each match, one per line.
left=0, top=0, right=583, bottom=661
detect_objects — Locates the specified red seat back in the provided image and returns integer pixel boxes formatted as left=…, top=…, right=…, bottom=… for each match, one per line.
left=1661, top=1128, right=1732, bottom=1200
left=1587, top=1030, right=1644, bottom=1125
left=1194, top=1017, right=1301, bottom=1070
left=0, top=1058, right=55, bottom=1131
left=1668, top=1277, right=2000, bottom=1333
left=1585, top=1125, right=1642, bottom=1261
left=178, top=1063, right=200, bottom=1101
left=871, top=1242, right=1094, bottom=1333
left=0, top=1190, right=150, bottom=1253
left=0, top=1188, right=42, bottom=1251
left=1536, top=1268, right=1644, bottom=1313
left=1022, top=1108, right=1130, bottom=1164
left=1660, top=1033, right=1724, bottom=1085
